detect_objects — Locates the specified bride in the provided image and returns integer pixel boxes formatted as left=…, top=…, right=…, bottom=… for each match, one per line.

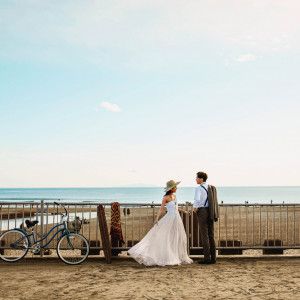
left=128, top=180, right=193, bottom=266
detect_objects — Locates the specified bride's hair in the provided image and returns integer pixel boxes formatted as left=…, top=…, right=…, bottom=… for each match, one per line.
left=164, top=190, right=173, bottom=196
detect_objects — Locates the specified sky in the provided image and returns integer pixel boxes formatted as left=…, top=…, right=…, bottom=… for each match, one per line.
left=0, top=0, right=299, bottom=188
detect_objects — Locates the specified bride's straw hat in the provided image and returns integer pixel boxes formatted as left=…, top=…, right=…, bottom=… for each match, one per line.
left=164, top=180, right=181, bottom=192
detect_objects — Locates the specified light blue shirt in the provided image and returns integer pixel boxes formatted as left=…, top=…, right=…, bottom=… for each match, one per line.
left=193, top=182, right=209, bottom=208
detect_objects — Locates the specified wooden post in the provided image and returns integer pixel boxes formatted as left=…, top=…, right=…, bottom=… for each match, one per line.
left=97, top=205, right=112, bottom=264
left=40, top=200, right=44, bottom=258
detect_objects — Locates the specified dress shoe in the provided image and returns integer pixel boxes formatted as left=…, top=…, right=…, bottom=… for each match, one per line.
left=198, top=260, right=211, bottom=264
left=210, top=259, right=216, bottom=264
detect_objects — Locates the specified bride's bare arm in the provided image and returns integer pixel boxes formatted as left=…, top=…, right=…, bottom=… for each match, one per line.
left=154, top=196, right=168, bottom=224
left=178, top=207, right=191, bottom=215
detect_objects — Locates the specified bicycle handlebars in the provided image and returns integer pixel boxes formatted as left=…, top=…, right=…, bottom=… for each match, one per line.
left=54, top=202, right=68, bottom=215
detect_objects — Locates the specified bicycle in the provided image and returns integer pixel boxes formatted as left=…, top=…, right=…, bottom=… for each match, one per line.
left=0, top=202, right=90, bottom=265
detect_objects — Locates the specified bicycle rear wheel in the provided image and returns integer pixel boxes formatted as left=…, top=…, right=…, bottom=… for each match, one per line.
left=0, top=230, right=29, bottom=262
left=57, top=232, right=89, bottom=265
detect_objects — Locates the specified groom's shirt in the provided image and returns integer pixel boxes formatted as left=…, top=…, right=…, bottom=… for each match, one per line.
left=193, top=182, right=209, bottom=208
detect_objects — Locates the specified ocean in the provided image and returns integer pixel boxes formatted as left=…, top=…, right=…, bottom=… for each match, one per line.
left=0, top=186, right=299, bottom=204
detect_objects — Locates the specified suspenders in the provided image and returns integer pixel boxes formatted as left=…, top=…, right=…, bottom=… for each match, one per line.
left=200, top=185, right=209, bottom=207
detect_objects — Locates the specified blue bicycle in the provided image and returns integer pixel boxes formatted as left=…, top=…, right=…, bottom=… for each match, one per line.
left=0, top=202, right=89, bottom=265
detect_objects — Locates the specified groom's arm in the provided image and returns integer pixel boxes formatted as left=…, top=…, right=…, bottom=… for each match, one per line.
left=193, top=188, right=199, bottom=214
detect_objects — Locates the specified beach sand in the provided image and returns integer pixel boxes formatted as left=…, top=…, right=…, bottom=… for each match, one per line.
left=0, top=255, right=299, bottom=299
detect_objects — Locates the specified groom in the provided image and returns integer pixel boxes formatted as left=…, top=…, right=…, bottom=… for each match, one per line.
left=193, top=171, right=219, bottom=264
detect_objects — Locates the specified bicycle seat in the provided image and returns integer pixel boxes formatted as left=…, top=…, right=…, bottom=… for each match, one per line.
left=25, top=220, right=39, bottom=229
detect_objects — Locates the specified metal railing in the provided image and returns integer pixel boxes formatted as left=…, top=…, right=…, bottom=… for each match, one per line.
left=0, top=201, right=299, bottom=256
left=189, top=203, right=300, bottom=251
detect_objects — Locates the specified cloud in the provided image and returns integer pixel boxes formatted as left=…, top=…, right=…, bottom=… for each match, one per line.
left=0, top=1, right=299, bottom=69
left=235, top=54, right=257, bottom=62
left=57, top=1, right=299, bottom=53
left=100, top=101, right=122, bottom=112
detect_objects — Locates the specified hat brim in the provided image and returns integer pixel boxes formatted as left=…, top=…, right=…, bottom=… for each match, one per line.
left=164, top=181, right=181, bottom=192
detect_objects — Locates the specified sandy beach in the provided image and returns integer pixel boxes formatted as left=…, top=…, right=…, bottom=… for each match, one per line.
left=0, top=255, right=299, bottom=300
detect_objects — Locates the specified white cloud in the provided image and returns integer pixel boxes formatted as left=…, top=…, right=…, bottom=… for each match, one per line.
left=0, top=1, right=299, bottom=69
left=60, top=1, right=299, bottom=52
left=100, top=101, right=122, bottom=112
left=235, top=54, right=256, bottom=62
left=2, top=1, right=300, bottom=49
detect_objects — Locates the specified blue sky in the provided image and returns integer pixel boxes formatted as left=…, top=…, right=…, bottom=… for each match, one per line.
left=1, top=0, right=299, bottom=187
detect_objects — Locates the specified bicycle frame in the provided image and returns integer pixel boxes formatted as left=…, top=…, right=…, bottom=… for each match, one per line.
left=14, top=221, right=71, bottom=249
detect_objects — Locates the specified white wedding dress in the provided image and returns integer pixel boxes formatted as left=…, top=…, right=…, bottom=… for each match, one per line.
left=128, top=196, right=193, bottom=266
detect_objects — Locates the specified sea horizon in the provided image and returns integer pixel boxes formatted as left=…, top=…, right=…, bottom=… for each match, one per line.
left=1, top=185, right=299, bottom=189
left=0, top=186, right=299, bottom=204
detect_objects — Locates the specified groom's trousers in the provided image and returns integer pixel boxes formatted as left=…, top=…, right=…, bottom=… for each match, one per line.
left=197, top=207, right=216, bottom=261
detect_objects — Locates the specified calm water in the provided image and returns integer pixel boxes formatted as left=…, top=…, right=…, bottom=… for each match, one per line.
left=0, top=186, right=299, bottom=204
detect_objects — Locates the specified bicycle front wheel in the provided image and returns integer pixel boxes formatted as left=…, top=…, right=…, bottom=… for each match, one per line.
left=0, top=230, right=29, bottom=262
left=57, top=233, right=89, bottom=265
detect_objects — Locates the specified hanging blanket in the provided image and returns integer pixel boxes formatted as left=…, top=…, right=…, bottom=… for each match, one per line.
left=110, top=202, right=125, bottom=254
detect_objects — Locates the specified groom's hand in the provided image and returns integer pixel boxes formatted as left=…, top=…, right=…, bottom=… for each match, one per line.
left=193, top=208, right=197, bottom=214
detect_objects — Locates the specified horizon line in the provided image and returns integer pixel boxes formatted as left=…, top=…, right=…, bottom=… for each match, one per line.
left=0, top=185, right=300, bottom=189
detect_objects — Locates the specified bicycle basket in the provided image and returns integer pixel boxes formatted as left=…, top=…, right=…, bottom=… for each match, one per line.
left=67, top=216, right=82, bottom=232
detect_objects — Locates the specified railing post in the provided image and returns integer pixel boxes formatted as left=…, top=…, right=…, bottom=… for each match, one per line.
left=40, top=200, right=44, bottom=257
left=152, top=203, right=155, bottom=223
left=185, top=202, right=190, bottom=254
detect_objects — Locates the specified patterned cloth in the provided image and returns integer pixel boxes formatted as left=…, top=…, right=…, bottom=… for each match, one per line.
left=110, top=202, right=125, bottom=250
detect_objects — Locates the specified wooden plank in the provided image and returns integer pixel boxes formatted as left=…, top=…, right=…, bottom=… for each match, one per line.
left=97, top=205, right=112, bottom=264
left=263, top=239, right=284, bottom=255
left=218, top=240, right=243, bottom=255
